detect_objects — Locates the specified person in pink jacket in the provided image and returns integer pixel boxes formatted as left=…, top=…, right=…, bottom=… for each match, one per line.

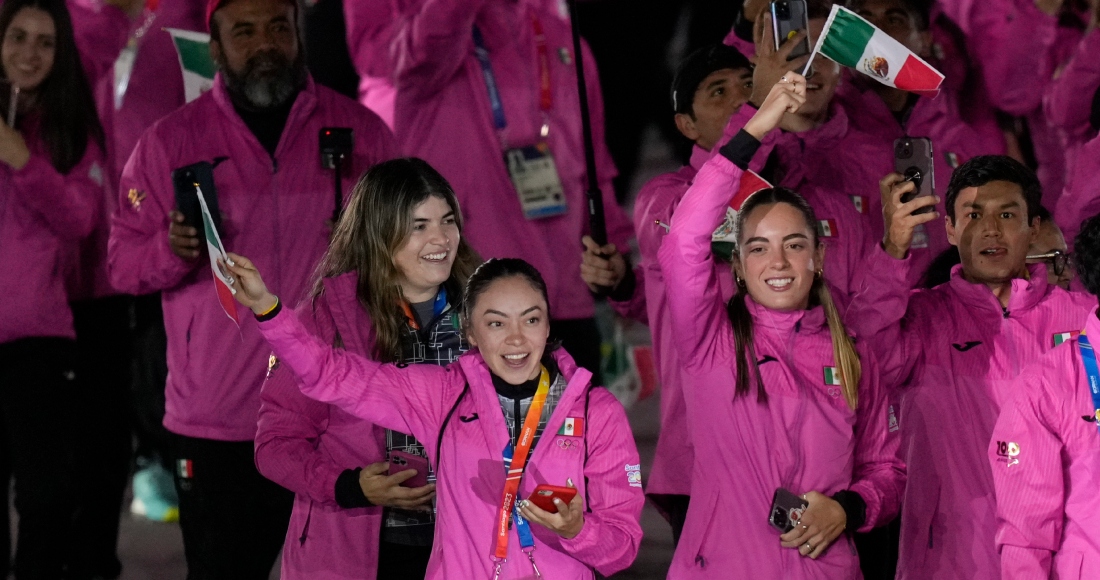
left=389, top=0, right=634, bottom=381
left=988, top=212, right=1100, bottom=580
left=845, top=153, right=1096, bottom=580
left=107, top=0, right=395, bottom=575
left=223, top=255, right=644, bottom=580
left=658, top=76, right=904, bottom=578
left=255, top=158, right=481, bottom=580
left=1055, top=131, right=1100, bottom=249
left=0, top=0, right=112, bottom=577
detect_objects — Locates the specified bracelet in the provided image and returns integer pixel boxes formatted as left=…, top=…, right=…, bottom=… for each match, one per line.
left=255, top=298, right=281, bottom=321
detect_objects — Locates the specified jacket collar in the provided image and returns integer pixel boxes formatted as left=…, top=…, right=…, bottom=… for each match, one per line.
left=211, top=72, right=319, bottom=159
left=947, top=262, right=1051, bottom=315
left=745, top=294, right=827, bottom=334
left=689, top=145, right=710, bottom=172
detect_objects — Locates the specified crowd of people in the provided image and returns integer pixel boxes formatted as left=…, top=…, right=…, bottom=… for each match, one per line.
left=1, top=0, right=1099, bottom=578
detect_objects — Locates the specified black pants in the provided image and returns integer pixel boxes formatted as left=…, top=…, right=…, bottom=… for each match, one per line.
left=0, top=338, right=80, bottom=580
left=855, top=516, right=901, bottom=580
left=130, top=294, right=171, bottom=467
left=172, top=435, right=293, bottom=580
left=375, top=541, right=432, bottom=580
left=67, top=296, right=135, bottom=580
left=552, top=318, right=603, bottom=386
left=664, top=494, right=691, bottom=547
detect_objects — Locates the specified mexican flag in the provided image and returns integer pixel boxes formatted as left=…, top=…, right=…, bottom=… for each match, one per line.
left=817, top=219, right=838, bottom=238
left=712, top=169, right=772, bottom=243
left=807, top=5, right=943, bottom=95
left=1053, top=331, right=1080, bottom=346
left=196, top=187, right=239, bottom=324
left=167, top=28, right=215, bottom=103
left=557, top=417, right=585, bottom=437
left=824, top=367, right=842, bottom=386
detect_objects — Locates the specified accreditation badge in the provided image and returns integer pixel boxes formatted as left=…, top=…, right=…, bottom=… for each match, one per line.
left=505, top=143, right=567, bottom=220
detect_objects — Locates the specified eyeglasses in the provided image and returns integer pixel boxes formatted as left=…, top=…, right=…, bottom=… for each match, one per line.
left=1026, top=250, right=1073, bottom=276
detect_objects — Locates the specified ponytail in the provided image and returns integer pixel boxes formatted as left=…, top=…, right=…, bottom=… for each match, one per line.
left=727, top=289, right=768, bottom=404
left=816, top=280, right=860, bottom=410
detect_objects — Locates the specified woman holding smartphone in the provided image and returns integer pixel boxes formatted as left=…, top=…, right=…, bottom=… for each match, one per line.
left=225, top=253, right=644, bottom=580
left=254, top=158, right=480, bottom=579
left=0, top=0, right=114, bottom=576
left=659, top=75, right=904, bottom=579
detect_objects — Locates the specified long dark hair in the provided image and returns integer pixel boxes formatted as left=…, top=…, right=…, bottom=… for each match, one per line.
left=312, top=158, right=481, bottom=362
left=0, top=0, right=105, bottom=173
left=728, top=187, right=861, bottom=409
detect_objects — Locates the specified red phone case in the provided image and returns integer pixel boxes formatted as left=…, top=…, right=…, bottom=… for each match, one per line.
left=526, top=484, right=577, bottom=514
left=388, top=451, right=430, bottom=488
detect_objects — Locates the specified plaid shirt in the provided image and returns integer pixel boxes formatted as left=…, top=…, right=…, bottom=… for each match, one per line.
left=383, top=304, right=467, bottom=542
left=497, top=370, right=568, bottom=451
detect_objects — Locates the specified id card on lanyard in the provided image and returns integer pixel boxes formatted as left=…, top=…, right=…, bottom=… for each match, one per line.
left=473, top=15, right=567, bottom=221
left=1075, top=334, right=1100, bottom=434
left=490, top=366, right=550, bottom=579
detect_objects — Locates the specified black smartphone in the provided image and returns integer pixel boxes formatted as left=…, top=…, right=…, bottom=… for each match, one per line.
left=319, top=127, right=353, bottom=169
left=894, top=137, right=936, bottom=215
left=769, top=488, right=809, bottom=533
left=171, top=160, right=224, bottom=239
left=771, top=0, right=811, bottom=61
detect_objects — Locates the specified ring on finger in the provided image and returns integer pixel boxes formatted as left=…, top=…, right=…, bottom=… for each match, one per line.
left=803, top=542, right=813, bottom=553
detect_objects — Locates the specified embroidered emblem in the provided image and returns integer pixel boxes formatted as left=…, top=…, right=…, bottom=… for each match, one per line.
left=127, top=188, right=146, bottom=211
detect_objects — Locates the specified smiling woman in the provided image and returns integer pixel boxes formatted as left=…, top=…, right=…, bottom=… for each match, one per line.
left=224, top=246, right=644, bottom=579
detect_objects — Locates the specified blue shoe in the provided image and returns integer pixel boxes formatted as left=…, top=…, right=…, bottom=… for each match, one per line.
left=130, top=463, right=179, bottom=523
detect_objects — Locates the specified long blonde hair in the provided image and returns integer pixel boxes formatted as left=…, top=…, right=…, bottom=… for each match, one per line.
left=728, top=187, right=861, bottom=409
left=312, top=158, right=481, bottom=362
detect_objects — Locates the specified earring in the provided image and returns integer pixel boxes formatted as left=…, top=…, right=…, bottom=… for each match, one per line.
left=814, top=270, right=822, bottom=280
left=735, top=275, right=746, bottom=287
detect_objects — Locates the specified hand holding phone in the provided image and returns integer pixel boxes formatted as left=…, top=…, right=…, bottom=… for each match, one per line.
left=388, top=450, right=430, bottom=488
left=894, top=137, right=936, bottom=215
left=518, top=480, right=584, bottom=540
left=769, top=488, right=809, bottom=533
left=525, top=484, right=578, bottom=514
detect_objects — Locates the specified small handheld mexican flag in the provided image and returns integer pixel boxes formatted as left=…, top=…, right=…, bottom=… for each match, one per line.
left=196, top=187, right=239, bottom=325
left=805, top=5, right=943, bottom=95
left=166, top=28, right=215, bottom=103
left=712, top=169, right=772, bottom=243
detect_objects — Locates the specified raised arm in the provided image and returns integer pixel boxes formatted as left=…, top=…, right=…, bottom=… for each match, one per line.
left=391, top=0, right=487, bottom=98
left=1043, top=27, right=1100, bottom=142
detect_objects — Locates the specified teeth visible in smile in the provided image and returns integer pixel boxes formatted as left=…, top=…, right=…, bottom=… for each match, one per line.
left=423, top=252, right=447, bottom=260
left=766, top=278, right=793, bottom=287
left=504, top=354, right=528, bottom=360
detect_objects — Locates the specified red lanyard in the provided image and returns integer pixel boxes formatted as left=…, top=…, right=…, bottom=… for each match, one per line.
left=530, top=11, right=553, bottom=114
left=493, top=366, right=550, bottom=560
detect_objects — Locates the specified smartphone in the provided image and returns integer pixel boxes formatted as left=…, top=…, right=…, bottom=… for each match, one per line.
left=894, top=137, right=936, bottom=215
left=771, top=0, right=811, bottom=61
left=171, top=160, right=225, bottom=239
left=768, top=488, right=809, bottom=533
left=526, top=484, right=577, bottom=514
left=319, top=127, right=353, bottom=169
left=388, top=450, right=430, bottom=488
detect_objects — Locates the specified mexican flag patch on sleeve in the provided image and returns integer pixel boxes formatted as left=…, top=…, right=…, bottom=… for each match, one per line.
left=557, top=417, right=584, bottom=437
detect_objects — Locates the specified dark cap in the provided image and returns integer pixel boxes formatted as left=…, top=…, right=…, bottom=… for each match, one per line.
left=670, top=44, right=752, bottom=115
left=206, top=0, right=297, bottom=33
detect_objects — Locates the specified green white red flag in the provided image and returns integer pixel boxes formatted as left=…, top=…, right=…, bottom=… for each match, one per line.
left=712, top=169, right=772, bottom=243
left=806, top=5, right=944, bottom=95
left=196, top=187, right=239, bottom=325
left=166, top=28, right=215, bottom=103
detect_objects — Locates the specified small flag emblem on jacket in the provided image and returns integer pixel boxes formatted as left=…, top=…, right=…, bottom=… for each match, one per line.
left=1053, top=331, right=1079, bottom=346
left=850, top=195, right=866, bottom=214
left=177, top=459, right=193, bottom=479
left=818, top=219, right=838, bottom=238
left=824, top=367, right=842, bottom=385
left=558, top=417, right=584, bottom=437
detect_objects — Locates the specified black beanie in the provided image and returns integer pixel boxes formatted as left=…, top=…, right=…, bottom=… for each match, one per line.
left=670, top=44, right=752, bottom=116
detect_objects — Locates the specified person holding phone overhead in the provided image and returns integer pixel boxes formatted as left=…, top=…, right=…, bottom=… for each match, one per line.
left=222, top=255, right=644, bottom=580
left=658, top=75, right=904, bottom=578
left=0, top=0, right=125, bottom=576
left=844, top=155, right=1095, bottom=580
left=254, top=158, right=479, bottom=579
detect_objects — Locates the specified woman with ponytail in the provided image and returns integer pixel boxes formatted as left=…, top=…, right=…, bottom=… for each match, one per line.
left=659, top=74, right=904, bottom=579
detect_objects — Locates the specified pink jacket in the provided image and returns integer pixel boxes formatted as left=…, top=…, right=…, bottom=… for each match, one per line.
left=989, top=310, right=1100, bottom=580
left=1044, top=27, right=1100, bottom=196
left=0, top=115, right=105, bottom=344
left=836, top=78, right=1005, bottom=286
left=108, top=77, right=395, bottom=441
left=255, top=273, right=387, bottom=580
left=844, top=244, right=1096, bottom=580
left=343, top=0, right=406, bottom=127
left=390, top=0, right=632, bottom=322
left=658, top=152, right=904, bottom=578
left=1054, top=132, right=1100, bottom=248
left=256, top=309, right=644, bottom=579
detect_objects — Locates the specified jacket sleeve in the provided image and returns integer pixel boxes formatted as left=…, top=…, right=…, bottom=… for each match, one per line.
left=391, top=0, right=488, bottom=98
left=1043, top=28, right=1100, bottom=141
left=969, top=0, right=1058, bottom=115
left=11, top=147, right=102, bottom=241
left=1055, top=134, right=1100, bottom=247
left=657, top=152, right=745, bottom=371
left=844, top=244, right=922, bottom=390
left=989, top=364, right=1067, bottom=579
left=257, top=306, right=456, bottom=450
left=107, top=132, right=201, bottom=294
left=559, top=388, right=644, bottom=575
left=255, top=300, right=381, bottom=508
left=848, top=350, right=905, bottom=531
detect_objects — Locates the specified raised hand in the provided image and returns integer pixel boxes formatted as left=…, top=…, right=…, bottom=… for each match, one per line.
left=879, top=172, right=940, bottom=259
left=221, top=252, right=278, bottom=314
left=744, top=73, right=808, bottom=140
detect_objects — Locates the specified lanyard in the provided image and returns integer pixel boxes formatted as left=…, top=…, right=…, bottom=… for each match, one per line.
left=472, top=11, right=553, bottom=135
left=491, top=366, right=550, bottom=576
left=400, top=287, right=448, bottom=331
left=1076, top=333, right=1100, bottom=437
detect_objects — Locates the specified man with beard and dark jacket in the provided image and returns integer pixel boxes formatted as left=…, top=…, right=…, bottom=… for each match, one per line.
left=107, top=0, right=394, bottom=576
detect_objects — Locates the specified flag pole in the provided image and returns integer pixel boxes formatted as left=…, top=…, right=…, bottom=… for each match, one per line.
left=567, top=0, right=607, bottom=246
left=801, top=4, right=838, bottom=77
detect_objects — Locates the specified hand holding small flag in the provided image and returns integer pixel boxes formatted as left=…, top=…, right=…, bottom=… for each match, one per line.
left=221, top=253, right=279, bottom=316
